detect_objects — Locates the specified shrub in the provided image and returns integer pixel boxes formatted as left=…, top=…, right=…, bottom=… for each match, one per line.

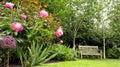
left=107, top=47, right=120, bottom=59
left=51, top=44, right=78, bottom=61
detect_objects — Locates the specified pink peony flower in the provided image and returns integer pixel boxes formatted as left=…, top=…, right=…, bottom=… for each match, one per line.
left=4, top=2, right=14, bottom=9
left=56, top=27, right=63, bottom=37
left=12, top=22, right=23, bottom=32
left=40, top=10, right=48, bottom=18
left=21, top=13, right=27, bottom=20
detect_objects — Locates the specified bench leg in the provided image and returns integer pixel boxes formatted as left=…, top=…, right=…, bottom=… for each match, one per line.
left=100, top=50, right=102, bottom=59
left=100, top=54, right=102, bottom=59
left=81, top=54, right=83, bottom=59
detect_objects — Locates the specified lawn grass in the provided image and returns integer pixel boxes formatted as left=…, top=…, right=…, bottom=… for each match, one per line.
left=35, top=59, right=120, bottom=67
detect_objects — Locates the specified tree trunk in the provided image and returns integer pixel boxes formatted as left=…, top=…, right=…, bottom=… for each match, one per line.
left=103, top=37, right=106, bottom=59
left=73, top=28, right=77, bottom=50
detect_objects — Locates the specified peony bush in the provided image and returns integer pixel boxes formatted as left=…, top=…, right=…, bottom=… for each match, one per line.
left=0, top=1, right=63, bottom=67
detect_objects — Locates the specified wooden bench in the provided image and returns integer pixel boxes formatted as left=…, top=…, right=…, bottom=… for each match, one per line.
left=78, top=46, right=102, bottom=59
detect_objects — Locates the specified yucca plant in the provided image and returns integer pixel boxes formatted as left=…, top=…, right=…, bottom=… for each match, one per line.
left=17, top=41, right=58, bottom=67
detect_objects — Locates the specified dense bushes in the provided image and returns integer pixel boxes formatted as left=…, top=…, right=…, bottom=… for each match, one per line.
left=107, top=48, right=120, bottom=59
left=51, top=44, right=78, bottom=61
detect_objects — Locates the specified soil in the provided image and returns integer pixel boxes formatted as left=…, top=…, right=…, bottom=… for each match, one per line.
left=0, top=65, right=21, bottom=67
left=46, top=60, right=62, bottom=64
left=0, top=60, right=61, bottom=67
left=9, top=65, right=21, bottom=67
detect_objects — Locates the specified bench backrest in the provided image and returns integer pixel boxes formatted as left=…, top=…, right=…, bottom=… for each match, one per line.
left=78, top=46, right=99, bottom=55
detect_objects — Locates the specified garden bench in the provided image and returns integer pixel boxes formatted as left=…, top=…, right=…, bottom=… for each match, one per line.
left=78, top=46, right=102, bottom=59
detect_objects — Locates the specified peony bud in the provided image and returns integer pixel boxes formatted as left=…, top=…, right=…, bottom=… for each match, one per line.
left=60, top=40, right=63, bottom=44
left=21, top=13, right=27, bottom=20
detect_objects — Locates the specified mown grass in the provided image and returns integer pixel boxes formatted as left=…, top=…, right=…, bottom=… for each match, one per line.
left=35, top=59, right=120, bottom=67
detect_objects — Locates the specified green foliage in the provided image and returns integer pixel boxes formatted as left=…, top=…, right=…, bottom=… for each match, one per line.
left=51, top=44, right=78, bottom=61
left=61, top=0, right=102, bottom=47
left=107, top=47, right=120, bottom=59
left=17, top=41, right=58, bottom=67
left=50, top=0, right=120, bottom=59
left=42, top=0, right=70, bottom=19
left=107, top=37, right=120, bottom=59
left=106, top=1, right=120, bottom=59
